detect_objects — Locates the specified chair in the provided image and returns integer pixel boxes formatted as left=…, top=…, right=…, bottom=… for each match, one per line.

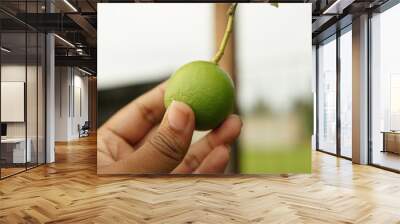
left=79, top=121, right=90, bottom=138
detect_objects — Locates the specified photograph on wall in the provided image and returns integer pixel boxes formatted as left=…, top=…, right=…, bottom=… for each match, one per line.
left=97, top=3, right=312, bottom=174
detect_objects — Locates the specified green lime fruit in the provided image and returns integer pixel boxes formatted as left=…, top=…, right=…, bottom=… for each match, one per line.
left=164, top=60, right=235, bottom=131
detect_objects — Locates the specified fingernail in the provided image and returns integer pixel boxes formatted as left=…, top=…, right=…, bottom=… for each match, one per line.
left=168, top=101, right=189, bottom=132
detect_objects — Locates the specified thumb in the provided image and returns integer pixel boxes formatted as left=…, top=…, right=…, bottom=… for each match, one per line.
left=139, top=100, right=195, bottom=173
left=100, top=101, right=195, bottom=174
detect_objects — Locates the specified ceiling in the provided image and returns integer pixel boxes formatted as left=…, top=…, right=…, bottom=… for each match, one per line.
left=0, top=0, right=98, bottom=74
left=310, top=0, right=392, bottom=43
left=0, top=0, right=395, bottom=74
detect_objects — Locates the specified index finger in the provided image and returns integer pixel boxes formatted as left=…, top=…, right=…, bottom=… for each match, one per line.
left=101, top=81, right=167, bottom=146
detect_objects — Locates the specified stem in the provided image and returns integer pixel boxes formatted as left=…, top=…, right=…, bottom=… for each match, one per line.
left=211, top=3, right=238, bottom=65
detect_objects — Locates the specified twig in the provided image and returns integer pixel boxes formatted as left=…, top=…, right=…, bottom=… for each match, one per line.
left=211, top=3, right=238, bottom=65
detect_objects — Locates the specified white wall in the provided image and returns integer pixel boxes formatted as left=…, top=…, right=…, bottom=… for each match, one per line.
left=55, top=67, right=89, bottom=141
left=1, top=65, right=26, bottom=138
left=1, top=65, right=37, bottom=138
left=1, top=63, right=46, bottom=164
left=75, top=74, right=89, bottom=122
left=1, top=82, right=25, bottom=122
left=55, top=66, right=69, bottom=141
left=71, top=73, right=89, bottom=138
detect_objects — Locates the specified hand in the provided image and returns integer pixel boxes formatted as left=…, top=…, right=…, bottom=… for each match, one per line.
left=97, top=82, right=242, bottom=174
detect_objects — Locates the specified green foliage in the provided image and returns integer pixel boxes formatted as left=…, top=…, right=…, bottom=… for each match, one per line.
left=240, top=144, right=311, bottom=174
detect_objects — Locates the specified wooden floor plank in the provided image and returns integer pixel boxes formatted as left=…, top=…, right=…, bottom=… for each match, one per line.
left=0, top=135, right=399, bottom=223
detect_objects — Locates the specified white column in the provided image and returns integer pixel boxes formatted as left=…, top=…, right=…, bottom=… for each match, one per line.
left=46, top=33, right=55, bottom=163
left=45, top=0, right=56, bottom=163
left=352, top=14, right=369, bottom=164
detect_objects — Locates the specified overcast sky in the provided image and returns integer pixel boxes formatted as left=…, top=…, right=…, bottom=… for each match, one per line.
left=98, top=3, right=312, bottom=112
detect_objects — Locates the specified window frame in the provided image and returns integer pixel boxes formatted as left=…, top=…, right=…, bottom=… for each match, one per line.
left=315, top=24, right=353, bottom=160
left=0, top=1, right=48, bottom=180
left=367, top=0, right=400, bottom=173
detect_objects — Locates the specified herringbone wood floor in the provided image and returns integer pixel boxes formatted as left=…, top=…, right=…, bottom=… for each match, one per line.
left=0, top=135, right=400, bottom=223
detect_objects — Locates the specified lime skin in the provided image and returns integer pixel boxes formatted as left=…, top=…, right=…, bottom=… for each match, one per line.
left=164, top=60, right=235, bottom=131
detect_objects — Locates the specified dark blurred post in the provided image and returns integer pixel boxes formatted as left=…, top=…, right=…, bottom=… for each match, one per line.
left=215, top=3, right=240, bottom=173
left=88, top=76, right=97, bottom=133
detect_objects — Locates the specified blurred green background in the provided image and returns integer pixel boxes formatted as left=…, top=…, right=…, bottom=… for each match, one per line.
left=239, top=98, right=313, bottom=173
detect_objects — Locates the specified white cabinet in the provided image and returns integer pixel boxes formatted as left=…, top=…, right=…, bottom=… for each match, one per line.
left=1, top=138, right=32, bottom=163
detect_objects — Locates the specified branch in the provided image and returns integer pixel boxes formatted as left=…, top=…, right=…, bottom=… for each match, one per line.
left=211, top=3, right=238, bottom=65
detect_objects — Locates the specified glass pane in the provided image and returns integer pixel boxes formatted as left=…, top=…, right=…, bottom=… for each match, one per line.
left=371, top=4, right=400, bottom=171
left=38, top=33, right=45, bottom=165
left=27, top=0, right=39, bottom=170
left=27, top=31, right=38, bottom=169
left=340, top=29, right=352, bottom=158
left=1, top=31, right=27, bottom=177
left=318, top=37, right=337, bottom=154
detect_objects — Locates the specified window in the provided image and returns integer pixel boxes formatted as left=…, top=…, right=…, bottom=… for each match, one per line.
left=339, top=28, right=352, bottom=158
left=0, top=2, right=47, bottom=179
left=317, top=36, right=337, bottom=154
left=370, top=2, right=400, bottom=171
left=390, top=74, right=400, bottom=130
left=1, top=31, right=28, bottom=178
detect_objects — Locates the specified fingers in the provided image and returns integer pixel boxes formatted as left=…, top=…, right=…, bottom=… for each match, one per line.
left=171, top=115, right=242, bottom=174
left=97, top=127, right=137, bottom=167
left=101, top=81, right=167, bottom=146
left=193, top=145, right=230, bottom=174
left=98, top=101, right=195, bottom=174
